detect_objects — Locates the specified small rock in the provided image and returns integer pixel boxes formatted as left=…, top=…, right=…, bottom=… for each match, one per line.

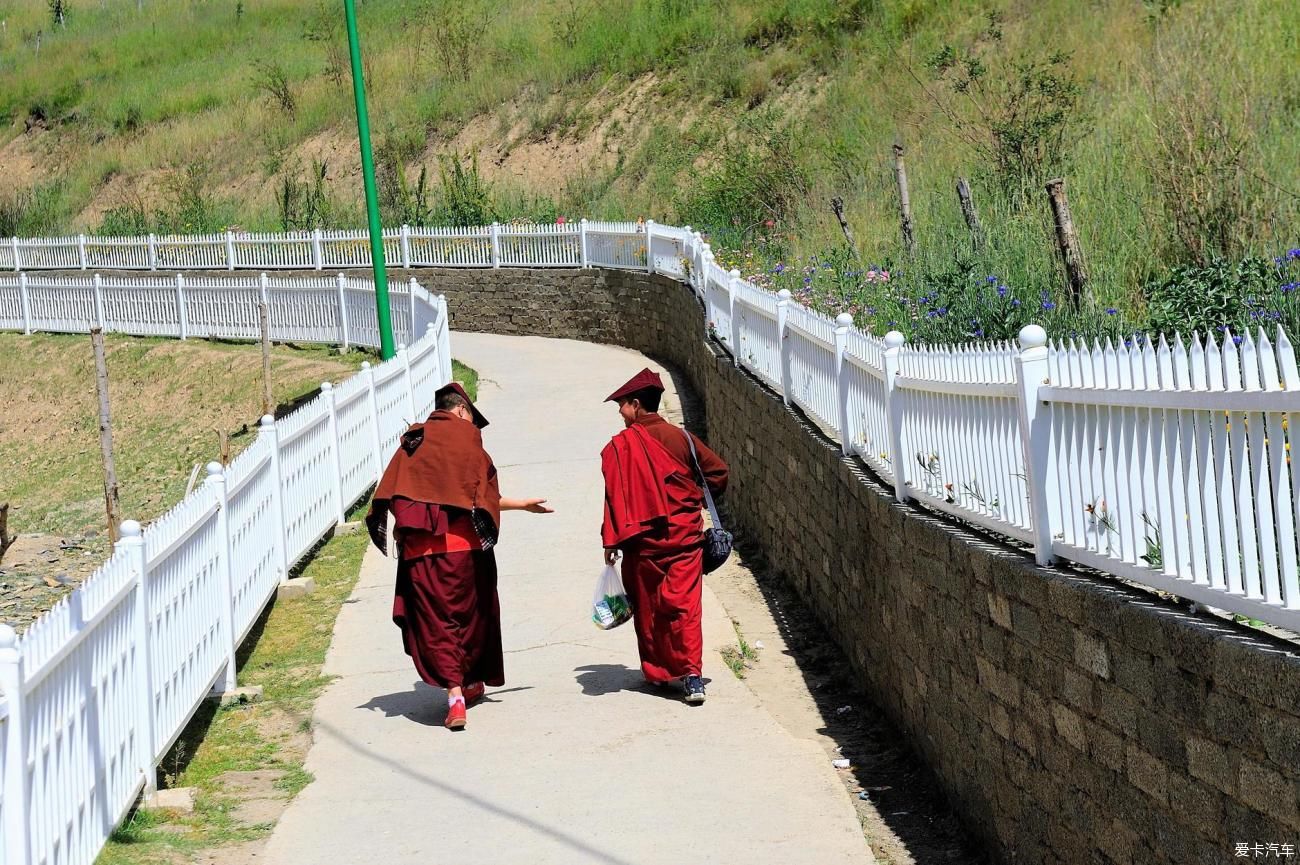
left=211, top=686, right=264, bottom=708
left=277, top=577, right=316, bottom=600
left=142, top=787, right=197, bottom=814
left=858, top=791, right=870, bottom=801
left=836, top=705, right=853, bottom=715
left=832, top=758, right=851, bottom=769
left=752, top=640, right=764, bottom=650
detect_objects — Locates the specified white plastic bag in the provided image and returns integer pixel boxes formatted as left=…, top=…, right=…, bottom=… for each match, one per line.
left=591, top=564, right=632, bottom=630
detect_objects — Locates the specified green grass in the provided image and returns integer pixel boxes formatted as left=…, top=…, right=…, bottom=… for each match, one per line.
left=452, top=359, right=478, bottom=401
left=1, top=0, right=1296, bottom=327
left=96, top=515, right=373, bottom=864
left=720, top=618, right=760, bottom=679
left=0, top=333, right=366, bottom=544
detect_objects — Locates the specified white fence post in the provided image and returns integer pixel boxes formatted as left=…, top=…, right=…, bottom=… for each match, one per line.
left=437, top=295, right=452, bottom=384
left=78, top=233, right=88, bottom=270
left=147, top=234, right=158, bottom=271
left=776, top=288, right=793, bottom=404
left=834, top=313, right=853, bottom=456
left=645, top=219, right=656, bottom=274
left=1015, top=324, right=1056, bottom=566
left=336, top=273, right=350, bottom=351
left=9, top=237, right=19, bottom=272
left=408, top=278, right=418, bottom=345
left=399, top=343, right=417, bottom=423
left=204, top=464, right=238, bottom=694
left=121, top=519, right=158, bottom=794
left=93, top=273, right=106, bottom=330
left=363, top=361, right=385, bottom=481
left=728, top=269, right=742, bottom=363
left=883, top=330, right=908, bottom=502
left=490, top=222, right=501, bottom=268
left=579, top=219, right=589, bottom=268
left=400, top=224, right=411, bottom=269
left=18, top=272, right=32, bottom=334
left=225, top=231, right=236, bottom=271
left=312, top=228, right=323, bottom=271
left=260, top=415, right=292, bottom=582
left=175, top=274, right=188, bottom=340
left=321, top=382, right=347, bottom=525
left=0, top=624, right=31, bottom=865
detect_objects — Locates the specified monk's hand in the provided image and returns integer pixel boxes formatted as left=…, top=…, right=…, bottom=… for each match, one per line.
left=520, top=498, right=553, bottom=514
left=604, top=547, right=619, bottom=565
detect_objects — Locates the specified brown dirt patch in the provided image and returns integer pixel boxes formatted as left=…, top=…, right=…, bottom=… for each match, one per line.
left=0, top=126, right=58, bottom=198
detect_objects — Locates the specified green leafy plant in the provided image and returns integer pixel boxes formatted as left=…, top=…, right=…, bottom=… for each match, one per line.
left=433, top=152, right=497, bottom=227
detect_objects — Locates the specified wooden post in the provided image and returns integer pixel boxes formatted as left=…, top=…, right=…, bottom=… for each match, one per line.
left=259, top=302, right=274, bottom=417
left=893, top=141, right=916, bottom=257
left=1046, top=178, right=1088, bottom=309
left=956, top=177, right=984, bottom=246
left=0, top=503, right=15, bottom=564
left=91, top=328, right=122, bottom=543
left=829, top=197, right=859, bottom=258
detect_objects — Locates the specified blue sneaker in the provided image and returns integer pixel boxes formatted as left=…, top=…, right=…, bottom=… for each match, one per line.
left=684, top=675, right=706, bottom=704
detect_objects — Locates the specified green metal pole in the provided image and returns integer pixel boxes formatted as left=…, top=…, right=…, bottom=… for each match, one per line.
left=343, top=0, right=395, bottom=360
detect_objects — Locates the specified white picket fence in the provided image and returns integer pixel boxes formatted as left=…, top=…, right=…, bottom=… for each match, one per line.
left=687, top=241, right=1300, bottom=633
left=2, top=218, right=1297, bottom=865
left=0, top=277, right=452, bottom=865
left=0, top=221, right=690, bottom=276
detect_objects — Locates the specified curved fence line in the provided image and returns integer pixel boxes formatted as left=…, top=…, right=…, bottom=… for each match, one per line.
left=0, top=278, right=452, bottom=865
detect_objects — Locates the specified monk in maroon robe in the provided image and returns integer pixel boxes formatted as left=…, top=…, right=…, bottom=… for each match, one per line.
left=600, top=369, right=728, bottom=703
left=367, top=382, right=552, bottom=730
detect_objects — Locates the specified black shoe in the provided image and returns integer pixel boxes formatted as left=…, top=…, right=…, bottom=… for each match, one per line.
left=683, top=675, right=706, bottom=704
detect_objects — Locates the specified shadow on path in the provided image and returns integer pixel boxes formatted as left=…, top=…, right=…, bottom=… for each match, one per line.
left=359, top=683, right=535, bottom=726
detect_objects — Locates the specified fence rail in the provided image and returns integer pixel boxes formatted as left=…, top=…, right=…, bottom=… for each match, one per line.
left=0, top=277, right=451, bottom=865
left=3, top=218, right=1298, bottom=865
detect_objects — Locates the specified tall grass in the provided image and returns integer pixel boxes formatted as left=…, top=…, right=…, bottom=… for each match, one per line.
left=0, top=0, right=1294, bottom=327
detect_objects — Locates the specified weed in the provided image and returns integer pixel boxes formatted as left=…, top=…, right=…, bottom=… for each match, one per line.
left=276, top=161, right=339, bottom=231
left=251, top=59, right=297, bottom=118
left=434, top=152, right=497, bottom=227
left=720, top=619, right=760, bottom=678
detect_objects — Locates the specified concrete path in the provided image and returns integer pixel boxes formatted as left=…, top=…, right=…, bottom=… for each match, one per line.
left=260, top=333, right=874, bottom=865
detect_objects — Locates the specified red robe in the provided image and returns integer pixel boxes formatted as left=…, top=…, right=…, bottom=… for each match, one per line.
left=366, top=412, right=505, bottom=690
left=601, top=415, right=729, bottom=682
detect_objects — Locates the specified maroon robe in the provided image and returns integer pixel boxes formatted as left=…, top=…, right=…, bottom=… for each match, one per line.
left=601, top=414, right=729, bottom=682
left=366, top=412, right=505, bottom=691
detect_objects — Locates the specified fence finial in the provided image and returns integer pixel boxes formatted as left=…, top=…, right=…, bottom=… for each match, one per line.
left=1018, top=324, right=1048, bottom=349
left=885, top=330, right=905, bottom=349
left=836, top=313, right=854, bottom=328
left=119, top=519, right=142, bottom=539
left=206, top=461, right=223, bottom=479
left=777, top=288, right=792, bottom=301
left=260, top=414, right=276, bottom=429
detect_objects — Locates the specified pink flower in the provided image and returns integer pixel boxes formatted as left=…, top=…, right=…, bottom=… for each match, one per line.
left=556, top=216, right=566, bottom=224
left=881, top=271, right=890, bottom=281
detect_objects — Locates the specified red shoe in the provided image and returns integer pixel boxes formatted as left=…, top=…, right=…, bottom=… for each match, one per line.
left=463, top=682, right=485, bottom=705
left=444, top=700, right=467, bottom=730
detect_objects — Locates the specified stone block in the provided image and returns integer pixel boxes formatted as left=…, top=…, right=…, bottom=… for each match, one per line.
left=210, top=685, right=264, bottom=708
left=142, top=787, right=197, bottom=814
left=1074, top=629, right=1112, bottom=680
left=1126, top=744, right=1170, bottom=804
left=1087, top=720, right=1126, bottom=773
left=1061, top=665, right=1096, bottom=712
left=1051, top=703, right=1088, bottom=752
left=1167, top=773, right=1225, bottom=831
left=1187, top=735, right=1237, bottom=796
left=1238, top=757, right=1300, bottom=830
left=277, top=577, right=317, bottom=600
left=1011, top=601, right=1042, bottom=647
left=1111, top=650, right=1155, bottom=700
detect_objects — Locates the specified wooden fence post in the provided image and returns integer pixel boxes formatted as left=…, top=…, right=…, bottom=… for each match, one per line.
left=956, top=177, right=984, bottom=246
left=1046, top=178, right=1088, bottom=309
left=893, top=141, right=916, bottom=257
left=829, top=197, right=859, bottom=258
left=91, top=327, right=122, bottom=542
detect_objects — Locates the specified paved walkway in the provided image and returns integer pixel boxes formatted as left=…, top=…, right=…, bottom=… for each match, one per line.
left=261, top=333, right=874, bottom=865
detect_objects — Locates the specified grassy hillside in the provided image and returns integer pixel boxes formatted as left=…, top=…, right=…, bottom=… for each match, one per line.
left=1, top=0, right=1297, bottom=339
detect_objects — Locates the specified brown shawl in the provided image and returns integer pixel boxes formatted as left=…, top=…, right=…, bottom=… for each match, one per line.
left=366, top=411, right=501, bottom=555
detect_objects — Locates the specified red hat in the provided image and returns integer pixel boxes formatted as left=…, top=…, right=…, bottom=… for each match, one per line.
left=435, top=381, right=489, bottom=428
left=605, top=368, right=665, bottom=403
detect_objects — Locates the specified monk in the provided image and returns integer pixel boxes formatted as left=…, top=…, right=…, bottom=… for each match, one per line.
left=366, top=381, right=552, bottom=730
left=600, top=369, right=729, bottom=703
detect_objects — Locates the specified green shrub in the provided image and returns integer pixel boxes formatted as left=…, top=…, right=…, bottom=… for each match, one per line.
left=1143, top=254, right=1298, bottom=338
left=433, top=152, right=497, bottom=227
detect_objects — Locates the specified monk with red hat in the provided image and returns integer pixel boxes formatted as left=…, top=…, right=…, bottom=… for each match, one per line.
left=367, top=381, right=552, bottom=730
left=600, top=368, right=729, bottom=703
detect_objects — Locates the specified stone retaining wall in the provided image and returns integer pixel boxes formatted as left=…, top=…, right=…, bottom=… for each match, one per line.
left=243, top=267, right=1300, bottom=862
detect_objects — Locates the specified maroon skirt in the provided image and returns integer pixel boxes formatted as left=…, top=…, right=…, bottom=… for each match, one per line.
left=393, top=549, right=504, bottom=689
